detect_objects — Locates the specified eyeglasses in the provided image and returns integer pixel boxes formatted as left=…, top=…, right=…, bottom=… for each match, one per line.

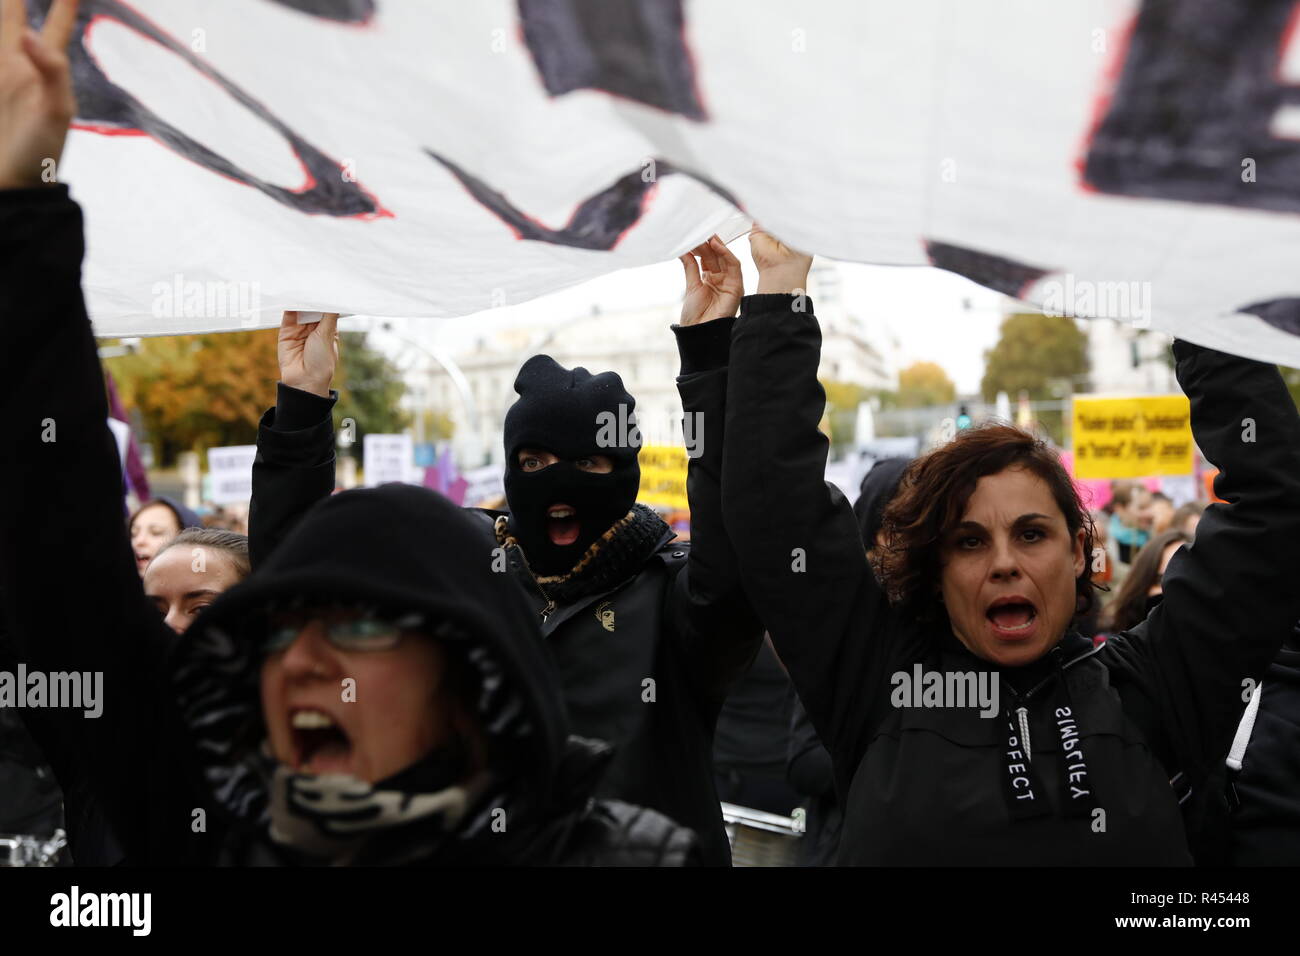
left=263, top=612, right=408, bottom=655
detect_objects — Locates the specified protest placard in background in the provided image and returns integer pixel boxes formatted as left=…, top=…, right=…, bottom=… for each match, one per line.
left=637, top=445, right=689, bottom=512
left=363, top=434, right=417, bottom=487
left=31, top=0, right=1300, bottom=367
left=207, top=445, right=259, bottom=504
left=461, top=464, right=506, bottom=509
left=1071, top=395, right=1194, bottom=480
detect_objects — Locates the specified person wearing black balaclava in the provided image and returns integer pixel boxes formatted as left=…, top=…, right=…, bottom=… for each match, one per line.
left=246, top=237, right=763, bottom=865
left=497, top=353, right=650, bottom=607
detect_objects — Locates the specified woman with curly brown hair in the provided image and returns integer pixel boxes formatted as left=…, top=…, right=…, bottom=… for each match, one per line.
left=719, top=232, right=1300, bottom=864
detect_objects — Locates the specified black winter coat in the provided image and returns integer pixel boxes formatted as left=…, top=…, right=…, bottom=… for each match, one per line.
left=1224, top=630, right=1300, bottom=864
left=249, top=320, right=764, bottom=866
left=1191, top=625, right=1300, bottom=865
left=720, top=293, right=1300, bottom=865
left=0, top=186, right=696, bottom=867
left=786, top=692, right=841, bottom=867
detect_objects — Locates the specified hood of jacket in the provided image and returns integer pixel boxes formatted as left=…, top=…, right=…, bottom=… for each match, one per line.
left=149, top=494, right=203, bottom=531
left=853, top=457, right=911, bottom=545
left=175, top=484, right=584, bottom=857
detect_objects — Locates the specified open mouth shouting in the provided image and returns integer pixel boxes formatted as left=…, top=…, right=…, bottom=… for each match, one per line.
left=546, top=503, right=580, bottom=546
left=289, top=707, right=354, bottom=775
left=986, top=594, right=1038, bottom=641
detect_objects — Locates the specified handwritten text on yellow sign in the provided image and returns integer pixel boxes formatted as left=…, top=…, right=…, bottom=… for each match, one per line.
left=637, top=444, right=689, bottom=510
left=1072, top=395, right=1193, bottom=478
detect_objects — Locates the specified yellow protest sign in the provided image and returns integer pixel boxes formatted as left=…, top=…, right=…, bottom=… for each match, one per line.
left=1071, top=395, right=1193, bottom=479
left=638, top=445, right=689, bottom=510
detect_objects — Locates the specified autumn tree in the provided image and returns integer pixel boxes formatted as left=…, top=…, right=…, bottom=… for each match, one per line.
left=897, top=361, right=957, bottom=408
left=980, top=312, right=1089, bottom=445
left=981, top=313, right=1090, bottom=401
left=334, top=331, right=412, bottom=448
left=108, top=329, right=409, bottom=467
left=107, top=330, right=279, bottom=466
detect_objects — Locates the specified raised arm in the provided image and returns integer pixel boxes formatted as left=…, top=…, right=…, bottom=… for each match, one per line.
left=665, top=237, right=763, bottom=703
left=0, top=0, right=199, bottom=861
left=247, top=311, right=340, bottom=567
left=720, top=231, right=911, bottom=782
left=1108, top=340, right=1300, bottom=783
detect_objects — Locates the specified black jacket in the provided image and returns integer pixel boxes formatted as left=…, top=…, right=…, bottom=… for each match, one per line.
left=0, top=626, right=67, bottom=864
left=0, top=186, right=696, bottom=867
left=1191, top=626, right=1300, bottom=865
left=249, top=320, right=763, bottom=866
left=720, top=293, right=1300, bottom=865
left=1222, top=629, right=1300, bottom=864
left=786, top=692, right=841, bottom=867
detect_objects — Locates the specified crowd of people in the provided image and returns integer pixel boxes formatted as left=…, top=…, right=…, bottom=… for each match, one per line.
left=4, top=0, right=1300, bottom=868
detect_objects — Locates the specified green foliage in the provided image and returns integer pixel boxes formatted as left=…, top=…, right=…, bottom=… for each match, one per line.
left=980, top=312, right=1090, bottom=402
left=980, top=313, right=1089, bottom=448
left=417, top=408, right=456, bottom=442
left=333, top=331, right=411, bottom=447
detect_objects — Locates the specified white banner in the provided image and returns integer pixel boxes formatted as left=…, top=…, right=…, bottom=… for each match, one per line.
left=207, top=444, right=259, bottom=505
left=362, top=433, right=416, bottom=487
left=460, top=464, right=506, bottom=509
left=37, top=0, right=1300, bottom=365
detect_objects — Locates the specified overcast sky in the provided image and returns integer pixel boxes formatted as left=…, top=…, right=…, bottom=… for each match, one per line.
left=361, top=240, right=1009, bottom=395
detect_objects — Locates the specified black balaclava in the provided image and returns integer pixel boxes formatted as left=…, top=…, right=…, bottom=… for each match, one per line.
left=502, top=355, right=641, bottom=577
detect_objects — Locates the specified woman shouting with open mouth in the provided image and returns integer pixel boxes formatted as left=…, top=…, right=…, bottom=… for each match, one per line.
left=719, top=231, right=1300, bottom=865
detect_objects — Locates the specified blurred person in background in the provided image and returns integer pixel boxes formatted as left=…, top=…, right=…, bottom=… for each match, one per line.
left=1097, top=529, right=1191, bottom=638
left=1107, top=480, right=1151, bottom=564
left=128, top=496, right=201, bottom=577
left=1172, top=500, right=1206, bottom=538
left=204, top=504, right=249, bottom=535
left=1142, top=491, right=1176, bottom=536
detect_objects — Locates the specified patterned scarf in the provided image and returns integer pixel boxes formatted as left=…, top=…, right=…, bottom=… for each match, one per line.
left=497, top=503, right=670, bottom=606
left=266, top=761, right=495, bottom=865
left=172, top=614, right=545, bottom=865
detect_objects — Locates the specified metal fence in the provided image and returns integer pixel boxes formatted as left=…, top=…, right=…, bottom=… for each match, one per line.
left=871, top=400, right=1072, bottom=445
left=720, top=802, right=804, bottom=867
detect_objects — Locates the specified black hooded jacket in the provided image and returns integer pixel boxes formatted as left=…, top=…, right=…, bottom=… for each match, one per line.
left=720, top=294, right=1300, bottom=865
left=1220, top=628, right=1300, bottom=864
left=248, top=321, right=763, bottom=866
left=0, top=186, right=696, bottom=867
left=1189, top=624, right=1300, bottom=865
left=0, top=610, right=67, bottom=864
